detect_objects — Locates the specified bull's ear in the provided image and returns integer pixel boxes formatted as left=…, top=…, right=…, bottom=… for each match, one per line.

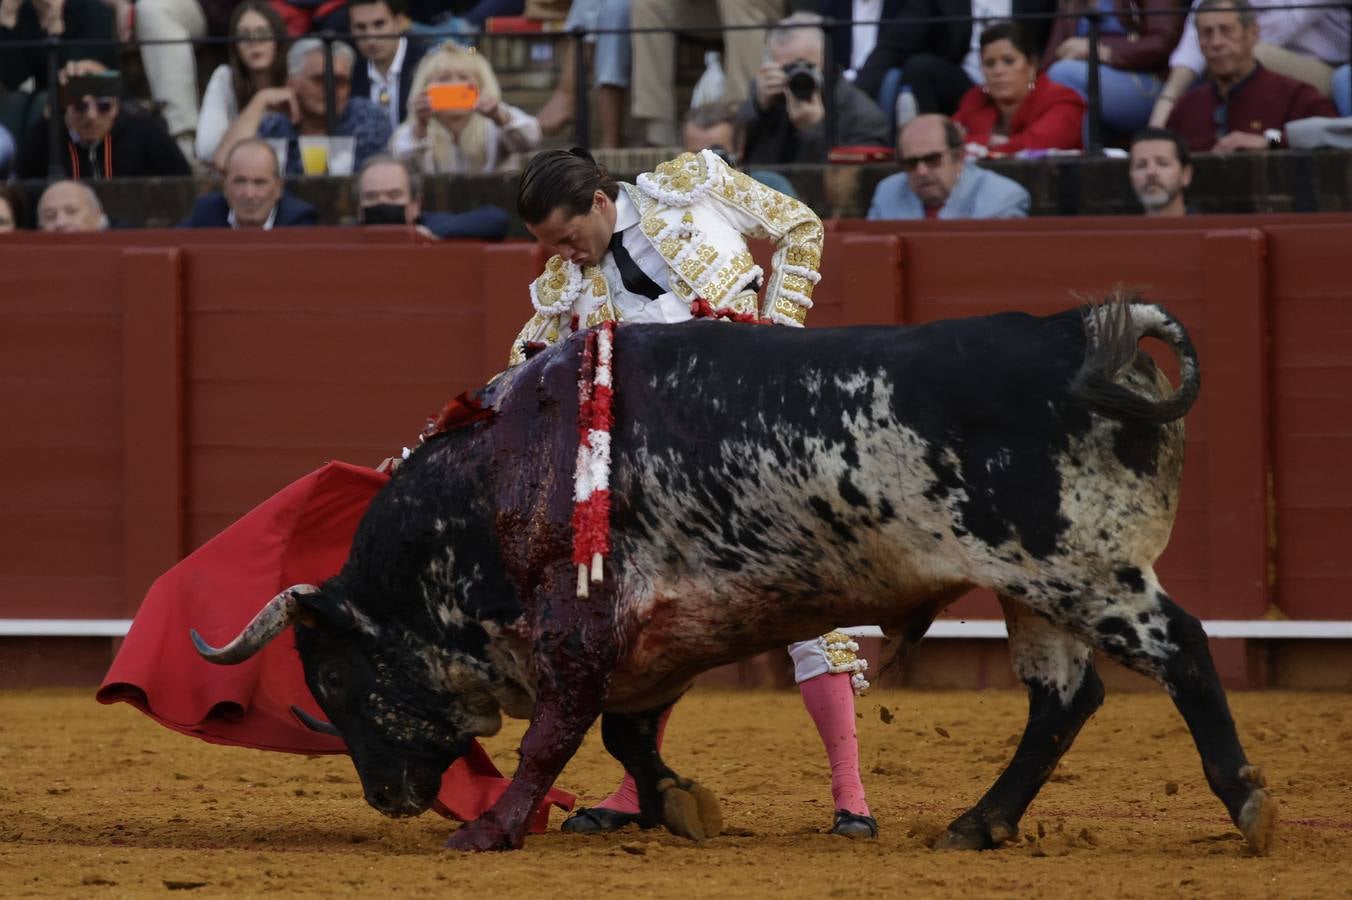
left=296, top=591, right=357, bottom=632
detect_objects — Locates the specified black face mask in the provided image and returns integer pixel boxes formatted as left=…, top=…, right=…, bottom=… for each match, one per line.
left=361, top=203, right=407, bottom=225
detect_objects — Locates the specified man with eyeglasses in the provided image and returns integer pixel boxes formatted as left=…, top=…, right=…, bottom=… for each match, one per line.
left=1164, top=0, right=1336, bottom=153
left=214, top=38, right=392, bottom=176
left=14, top=68, right=192, bottom=178
left=867, top=113, right=1028, bottom=219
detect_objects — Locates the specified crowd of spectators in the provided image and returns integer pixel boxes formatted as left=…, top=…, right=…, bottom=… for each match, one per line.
left=1, top=0, right=1349, bottom=231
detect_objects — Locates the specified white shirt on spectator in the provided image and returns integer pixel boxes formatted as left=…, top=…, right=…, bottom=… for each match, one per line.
left=964, top=0, right=1013, bottom=85
left=196, top=64, right=239, bottom=163
left=846, top=0, right=884, bottom=80
left=390, top=101, right=542, bottom=174
left=368, top=37, right=408, bottom=131
left=1169, top=0, right=1351, bottom=72
left=227, top=205, right=278, bottom=230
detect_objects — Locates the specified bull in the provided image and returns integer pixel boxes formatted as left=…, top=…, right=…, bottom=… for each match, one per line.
left=193, top=298, right=1277, bottom=853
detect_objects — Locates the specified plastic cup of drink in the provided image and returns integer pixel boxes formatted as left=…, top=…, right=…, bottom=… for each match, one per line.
left=327, top=135, right=356, bottom=176
left=298, top=136, right=329, bottom=175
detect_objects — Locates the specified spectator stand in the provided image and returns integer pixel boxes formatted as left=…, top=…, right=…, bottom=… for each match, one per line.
left=5, top=3, right=1351, bottom=180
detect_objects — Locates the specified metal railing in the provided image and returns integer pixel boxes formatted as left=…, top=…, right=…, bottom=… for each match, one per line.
left=4, top=2, right=1350, bottom=177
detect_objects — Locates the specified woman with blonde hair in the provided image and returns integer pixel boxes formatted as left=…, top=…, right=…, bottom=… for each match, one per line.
left=391, top=44, right=542, bottom=174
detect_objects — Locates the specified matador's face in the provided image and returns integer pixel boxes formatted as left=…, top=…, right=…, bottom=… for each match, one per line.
left=526, top=190, right=616, bottom=268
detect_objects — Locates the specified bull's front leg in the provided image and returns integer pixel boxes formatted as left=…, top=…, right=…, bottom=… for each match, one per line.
left=445, top=683, right=605, bottom=851
left=446, top=557, right=620, bottom=851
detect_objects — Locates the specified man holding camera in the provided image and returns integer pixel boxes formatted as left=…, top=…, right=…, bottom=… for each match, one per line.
left=740, top=12, right=889, bottom=165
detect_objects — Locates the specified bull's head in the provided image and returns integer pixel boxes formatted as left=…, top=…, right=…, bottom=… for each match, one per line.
left=191, top=584, right=502, bottom=818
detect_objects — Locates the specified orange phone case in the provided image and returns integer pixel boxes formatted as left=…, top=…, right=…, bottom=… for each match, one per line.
left=427, top=83, right=479, bottom=111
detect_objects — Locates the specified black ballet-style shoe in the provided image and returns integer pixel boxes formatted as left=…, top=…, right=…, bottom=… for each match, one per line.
left=560, top=806, right=642, bottom=834
left=830, top=809, right=879, bottom=838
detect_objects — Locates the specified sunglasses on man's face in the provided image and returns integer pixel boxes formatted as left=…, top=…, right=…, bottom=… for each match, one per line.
left=69, top=97, right=116, bottom=115
left=899, top=150, right=950, bottom=172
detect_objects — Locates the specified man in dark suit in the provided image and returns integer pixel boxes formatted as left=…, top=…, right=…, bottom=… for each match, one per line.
left=821, top=0, right=1056, bottom=116
left=348, top=0, right=430, bottom=132
left=180, top=139, right=318, bottom=229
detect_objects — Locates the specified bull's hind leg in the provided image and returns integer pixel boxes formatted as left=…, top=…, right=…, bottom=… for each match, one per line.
left=1028, top=572, right=1276, bottom=854
left=600, top=704, right=723, bottom=841
left=936, top=596, right=1104, bottom=850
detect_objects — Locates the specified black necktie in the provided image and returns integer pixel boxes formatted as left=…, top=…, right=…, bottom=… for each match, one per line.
left=608, top=232, right=664, bottom=301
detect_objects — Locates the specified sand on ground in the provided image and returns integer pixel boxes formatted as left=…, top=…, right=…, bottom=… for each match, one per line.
left=1, top=687, right=1349, bottom=898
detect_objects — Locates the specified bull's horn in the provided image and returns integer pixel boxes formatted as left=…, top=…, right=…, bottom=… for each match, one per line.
left=291, top=705, right=343, bottom=737
left=190, top=584, right=318, bottom=665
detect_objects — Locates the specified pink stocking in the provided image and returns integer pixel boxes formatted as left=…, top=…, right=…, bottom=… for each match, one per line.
left=799, top=672, right=869, bottom=816
left=593, top=706, right=673, bottom=813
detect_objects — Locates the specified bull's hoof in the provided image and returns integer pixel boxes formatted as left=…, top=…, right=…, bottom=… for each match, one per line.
left=933, top=814, right=1016, bottom=851
left=560, top=807, right=641, bottom=835
left=445, top=817, right=519, bottom=852
left=830, top=810, right=878, bottom=839
left=1236, top=767, right=1277, bottom=855
left=656, top=776, right=722, bottom=841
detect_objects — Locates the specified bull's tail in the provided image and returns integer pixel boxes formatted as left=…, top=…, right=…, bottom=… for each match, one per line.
left=1069, top=292, right=1200, bottom=424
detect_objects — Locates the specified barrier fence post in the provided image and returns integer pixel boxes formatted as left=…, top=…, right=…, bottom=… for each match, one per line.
left=45, top=37, right=62, bottom=178
left=1085, top=12, right=1103, bottom=156
left=322, top=32, right=338, bottom=138
left=572, top=26, right=590, bottom=149
left=822, top=16, right=837, bottom=152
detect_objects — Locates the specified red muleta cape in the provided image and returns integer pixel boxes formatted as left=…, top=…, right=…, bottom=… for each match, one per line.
left=97, top=460, right=574, bottom=831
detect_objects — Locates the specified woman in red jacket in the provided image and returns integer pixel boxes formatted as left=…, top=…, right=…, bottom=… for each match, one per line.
left=953, top=22, right=1086, bottom=156
left=1044, top=0, right=1184, bottom=137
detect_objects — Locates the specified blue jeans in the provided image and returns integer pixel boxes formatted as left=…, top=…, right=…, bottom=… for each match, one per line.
left=564, top=0, right=632, bottom=89
left=460, top=0, right=523, bottom=26
left=1047, top=58, right=1161, bottom=137
left=877, top=66, right=904, bottom=139
left=1334, top=64, right=1351, bottom=117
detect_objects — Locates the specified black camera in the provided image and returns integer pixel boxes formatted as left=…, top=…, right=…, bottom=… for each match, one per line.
left=60, top=71, right=124, bottom=107
left=782, top=59, right=823, bottom=101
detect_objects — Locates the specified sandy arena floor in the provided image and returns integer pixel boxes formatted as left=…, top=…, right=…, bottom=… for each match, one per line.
left=0, top=687, right=1349, bottom=898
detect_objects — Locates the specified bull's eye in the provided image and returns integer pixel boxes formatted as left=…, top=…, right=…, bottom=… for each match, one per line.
left=321, top=666, right=342, bottom=693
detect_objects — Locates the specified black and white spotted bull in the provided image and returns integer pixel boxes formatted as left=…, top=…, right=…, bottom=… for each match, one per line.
left=193, top=297, right=1276, bottom=853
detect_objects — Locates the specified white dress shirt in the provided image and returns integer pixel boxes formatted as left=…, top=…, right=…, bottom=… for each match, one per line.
left=847, top=0, right=884, bottom=79
left=602, top=189, right=691, bottom=324
left=368, top=37, right=408, bottom=130
left=227, top=205, right=278, bottom=230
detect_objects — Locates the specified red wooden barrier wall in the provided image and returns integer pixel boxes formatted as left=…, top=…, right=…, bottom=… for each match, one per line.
left=1, top=219, right=1348, bottom=688
left=1265, top=225, right=1352, bottom=619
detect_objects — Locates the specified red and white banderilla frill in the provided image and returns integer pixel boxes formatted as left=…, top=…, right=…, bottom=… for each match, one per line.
left=571, top=320, right=616, bottom=598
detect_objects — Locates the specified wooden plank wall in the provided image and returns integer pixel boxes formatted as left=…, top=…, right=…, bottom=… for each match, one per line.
left=1, top=219, right=1348, bottom=688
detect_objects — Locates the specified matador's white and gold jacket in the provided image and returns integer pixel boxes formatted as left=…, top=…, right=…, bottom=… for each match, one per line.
left=508, top=149, right=825, bottom=367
